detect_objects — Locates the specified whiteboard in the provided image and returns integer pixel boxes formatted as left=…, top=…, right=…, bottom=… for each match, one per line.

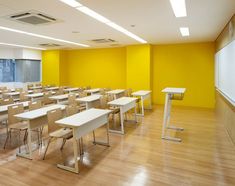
left=215, top=39, right=235, bottom=105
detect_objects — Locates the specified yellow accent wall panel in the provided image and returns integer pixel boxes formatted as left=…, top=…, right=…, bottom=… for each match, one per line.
left=153, top=42, right=215, bottom=108
left=126, top=45, right=152, bottom=91
left=42, top=50, right=60, bottom=86
left=66, top=47, right=126, bottom=88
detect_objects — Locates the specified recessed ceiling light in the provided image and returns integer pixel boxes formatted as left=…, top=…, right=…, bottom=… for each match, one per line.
left=59, top=0, right=82, bottom=8
left=180, top=27, right=189, bottom=36
left=169, top=0, right=187, bottom=17
left=0, top=26, right=89, bottom=47
left=0, top=42, right=46, bottom=50
left=59, top=0, right=147, bottom=44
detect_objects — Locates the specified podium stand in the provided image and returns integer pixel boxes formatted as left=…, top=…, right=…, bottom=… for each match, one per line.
left=161, top=88, right=186, bottom=142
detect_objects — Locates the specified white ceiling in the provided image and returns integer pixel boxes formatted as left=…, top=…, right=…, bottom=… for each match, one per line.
left=0, top=0, right=234, bottom=49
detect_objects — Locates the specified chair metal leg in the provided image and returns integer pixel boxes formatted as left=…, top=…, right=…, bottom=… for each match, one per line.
left=93, top=131, right=96, bottom=144
left=43, top=137, right=52, bottom=160
left=4, top=129, right=11, bottom=149
left=60, top=138, right=66, bottom=150
left=18, top=130, right=21, bottom=153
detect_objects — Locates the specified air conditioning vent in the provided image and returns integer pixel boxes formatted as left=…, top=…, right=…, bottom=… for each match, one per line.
left=7, top=10, right=58, bottom=25
left=39, top=43, right=61, bottom=47
left=90, top=38, right=116, bottom=43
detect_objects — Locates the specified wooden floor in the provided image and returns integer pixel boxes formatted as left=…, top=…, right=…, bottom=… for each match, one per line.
left=0, top=105, right=235, bottom=186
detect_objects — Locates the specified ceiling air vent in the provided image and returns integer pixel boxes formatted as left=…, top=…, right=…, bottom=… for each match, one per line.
left=39, top=43, right=61, bottom=47
left=7, top=11, right=57, bottom=25
left=90, top=38, right=116, bottom=44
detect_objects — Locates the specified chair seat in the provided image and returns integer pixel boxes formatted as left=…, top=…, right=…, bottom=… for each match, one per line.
left=9, top=121, right=28, bottom=130
left=49, top=128, right=72, bottom=139
left=110, top=107, right=120, bottom=114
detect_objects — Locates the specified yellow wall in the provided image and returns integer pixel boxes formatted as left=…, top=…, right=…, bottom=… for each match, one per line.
left=153, top=42, right=215, bottom=108
left=126, top=45, right=152, bottom=91
left=42, top=50, right=60, bottom=86
left=42, top=42, right=215, bottom=108
left=66, top=47, right=126, bottom=89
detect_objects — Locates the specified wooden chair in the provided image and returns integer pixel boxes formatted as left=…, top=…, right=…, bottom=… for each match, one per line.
left=65, top=105, right=78, bottom=116
left=15, top=88, right=23, bottom=92
left=43, top=108, right=73, bottom=159
left=19, top=91, right=29, bottom=102
left=68, top=94, right=86, bottom=112
left=125, top=88, right=132, bottom=97
left=55, top=87, right=64, bottom=95
left=29, top=100, right=42, bottom=111
left=4, top=104, right=28, bottom=152
left=33, top=89, right=41, bottom=93
left=79, top=91, right=87, bottom=98
left=68, top=94, right=77, bottom=106
left=100, top=95, right=120, bottom=120
left=0, top=98, right=14, bottom=106
left=42, top=92, right=54, bottom=105
left=27, top=84, right=34, bottom=90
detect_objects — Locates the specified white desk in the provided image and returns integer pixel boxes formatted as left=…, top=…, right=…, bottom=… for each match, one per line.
left=26, top=93, right=43, bottom=101
left=45, top=87, right=59, bottom=91
left=64, top=88, right=79, bottom=93
left=55, top=108, right=111, bottom=173
left=76, top=95, right=101, bottom=109
left=26, top=92, right=55, bottom=101
left=132, top=90, right=152, bottom=116
left=161, top=88, right=186, bottom=142
left=15, top=104, right=66, bottom=159
left=106, top=89, right=125, bottom=99
left=49, top=93, right=79, bottom=104
left=0, top=101, right=29, bottom=114
left=84, top=88, right=101, bottom=95
left=108, top=97, right=138, bottom=134
left=29, top=86, right=42, bottom=90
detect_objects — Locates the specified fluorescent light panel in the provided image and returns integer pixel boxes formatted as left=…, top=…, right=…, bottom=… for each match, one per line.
left=0, top=42, right=46, bottom=50
left=0, top=26, right=89, bottom=47
left=60, top=0, right=147, bottom=43
left=169, top=0, right=187, bottom=17
left=77, top=6, right=110, bottom=23
left=59, top=0, right=82, bottom=8
left=180, top=27, right=189, bottom=36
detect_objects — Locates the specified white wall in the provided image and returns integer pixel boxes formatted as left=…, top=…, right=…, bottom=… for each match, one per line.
left=0, top=47, right=42, bottom=60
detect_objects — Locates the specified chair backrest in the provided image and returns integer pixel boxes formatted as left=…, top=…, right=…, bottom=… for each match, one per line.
left=43, top=92, right=53, bottom=105
left=27, top=84, right=33, bottom=90
left=66, top=105, right=78, bottom=116
left=15, top=88, right=23, bottom=92
left=8, top=104, right=24, bottom=125
left=100, top=95, right=108, bottom=109
left=125, top=88, right=132, bottom=97
left=35, top=83, right=42, bottom=86
left=68, top=94, right=77, bottom=105
left=19, top=91, right=29, bottom=102
left=56, top=87, right=64, bottom=95
left=0, top=87, right=7, bottom=91
left=99, top=89, right=105, bottom=95
left=47, top=108, right=63, bottom=134
left=0, top=98, right=14, bottom=106
left=79, top=92, right=87, bottom=98
left=33, top=89, right=41, bottom=93
left=29, top=100, right=42, bottom=111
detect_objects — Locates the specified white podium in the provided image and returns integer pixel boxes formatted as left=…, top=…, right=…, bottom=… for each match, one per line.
left=161, top=87, right=186, bottom=142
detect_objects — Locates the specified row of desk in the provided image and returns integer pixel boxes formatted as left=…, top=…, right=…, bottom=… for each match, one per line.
left=1, top=88, right=152, bottom=173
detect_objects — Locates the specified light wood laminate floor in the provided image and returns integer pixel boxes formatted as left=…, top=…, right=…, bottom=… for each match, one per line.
left=0, top=105, right=235, bottom=186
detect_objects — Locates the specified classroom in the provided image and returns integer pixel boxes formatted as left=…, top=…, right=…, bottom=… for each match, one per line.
left=0, top=0, right=234, bottom=185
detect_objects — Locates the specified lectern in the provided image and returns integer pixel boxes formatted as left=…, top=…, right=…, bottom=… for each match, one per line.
left=161, top=87, right=186, bottom=142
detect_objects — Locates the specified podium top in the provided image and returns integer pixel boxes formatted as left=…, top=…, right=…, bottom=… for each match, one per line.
left=162, top=87, right=186, bottom=94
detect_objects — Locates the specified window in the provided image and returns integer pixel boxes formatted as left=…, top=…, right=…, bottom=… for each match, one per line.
left=0, top=59, right=15, bottom=82
left=0, top=59, right=41, bottom=82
